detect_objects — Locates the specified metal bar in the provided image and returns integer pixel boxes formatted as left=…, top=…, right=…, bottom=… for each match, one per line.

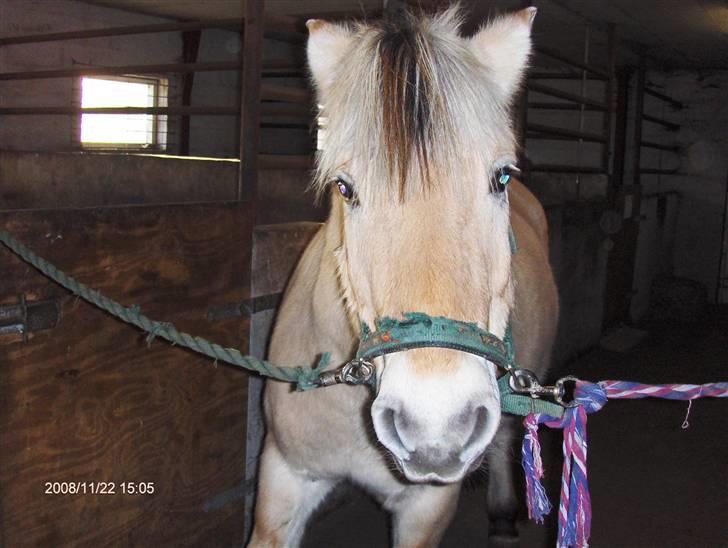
left=527, top=123, right=607, bottom=143
left=528, top=71, right=607, bottom=81
left=602, top=23, right=616, bottom=175
left=528, top=164, right=607, bottom=174
left=639, top=168, right=678, bottom=175
left=642, top=113, right=680, bottom=131
left=644, top=87, right=684, bottom=110
left=575, top=23, right=591, bottom=198
left=527, top=82, right=607, bottom=110
left=533, top=45, right=610, bottom=79
left=717, top=170, right=728, bottom=303
left=0, top=15, right=304, bottom=46
left=631, top=57, right=646, bottom=193
left=528, top=102, right=604, bottom=111
left=609, top=67, right=630, bottom=203
left=641, top=140, right=679, bottom=153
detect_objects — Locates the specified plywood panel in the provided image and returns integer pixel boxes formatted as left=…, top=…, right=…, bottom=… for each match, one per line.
left=0, top=203, right=252, bottom=547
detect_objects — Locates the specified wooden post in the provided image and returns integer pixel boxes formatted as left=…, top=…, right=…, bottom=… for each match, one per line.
left=240, top=0, right=264, bottom=542
left=238, top=0, right=264, bottom=203
left=179, top=30, right=201, bottom=156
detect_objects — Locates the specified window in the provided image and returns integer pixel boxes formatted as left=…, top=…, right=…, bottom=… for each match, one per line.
left=80, top=76, right=168, bottom=150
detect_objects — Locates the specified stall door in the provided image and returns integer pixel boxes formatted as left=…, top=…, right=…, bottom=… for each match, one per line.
left=0, top=203, right=252, bottom=547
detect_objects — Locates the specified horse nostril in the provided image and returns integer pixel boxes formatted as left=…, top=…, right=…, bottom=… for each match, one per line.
left=372, top=405, right=411, bottom=461
left=460, top=405, right=490, bottom=463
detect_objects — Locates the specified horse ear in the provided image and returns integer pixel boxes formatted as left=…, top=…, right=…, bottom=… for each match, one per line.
left=306, top=20, right=355, bottom=99
left=469, top=7, right=536, bottom=100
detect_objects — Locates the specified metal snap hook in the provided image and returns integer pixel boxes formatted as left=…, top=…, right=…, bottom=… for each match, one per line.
left=509, top=368, right=542, bottom=395
left=317, top=358, right=375, bottom=387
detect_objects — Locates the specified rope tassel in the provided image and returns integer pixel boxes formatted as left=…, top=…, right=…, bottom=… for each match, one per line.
left=522, top=414, right=552, bottom=523
left=522, top=380, right=727, bottom=548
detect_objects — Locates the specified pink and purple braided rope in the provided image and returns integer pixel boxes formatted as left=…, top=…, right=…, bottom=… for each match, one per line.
left=521, top=380, right=728, bottom=548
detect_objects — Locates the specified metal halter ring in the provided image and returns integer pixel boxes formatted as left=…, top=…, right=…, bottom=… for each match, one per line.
left=317, top=358, right=376, bottom=387
left=554, top=375, right=581, bottom=408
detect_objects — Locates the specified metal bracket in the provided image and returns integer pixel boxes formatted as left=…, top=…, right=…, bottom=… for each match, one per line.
left=0, top=295, right=61, bottom=341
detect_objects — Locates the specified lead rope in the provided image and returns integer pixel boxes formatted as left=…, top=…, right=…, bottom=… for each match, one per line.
left=522, top=380, right=728, bottom=548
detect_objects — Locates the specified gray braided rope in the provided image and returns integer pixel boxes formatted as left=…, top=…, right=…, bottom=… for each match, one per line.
left=0, top=230, right=327, bottom=389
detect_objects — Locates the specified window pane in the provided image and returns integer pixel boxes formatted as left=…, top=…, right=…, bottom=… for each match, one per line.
left=81, top=77, right=156, bottom=145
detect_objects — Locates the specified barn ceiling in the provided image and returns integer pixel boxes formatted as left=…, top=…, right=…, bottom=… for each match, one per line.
left=83, top=0, right=728, bottom=70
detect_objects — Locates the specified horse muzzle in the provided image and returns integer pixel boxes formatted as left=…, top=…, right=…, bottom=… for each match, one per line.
left=372, top=397, right=497, bottom=484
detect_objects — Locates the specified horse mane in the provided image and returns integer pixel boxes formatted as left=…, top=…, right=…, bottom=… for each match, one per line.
left=313, top=7, right=513, bottom=202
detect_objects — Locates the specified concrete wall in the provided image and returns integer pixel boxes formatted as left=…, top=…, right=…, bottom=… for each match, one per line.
left=639, top=70, right=728, bottom=304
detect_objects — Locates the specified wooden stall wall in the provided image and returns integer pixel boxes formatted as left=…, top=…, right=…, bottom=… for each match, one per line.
left=0, top=203, right=252, bottom=547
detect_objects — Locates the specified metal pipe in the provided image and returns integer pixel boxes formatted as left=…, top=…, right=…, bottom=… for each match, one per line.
left=527, top=82, right=607, bottom=110
left=641, top=140, right=679, bottom=153
left=642, top=113, right=680, bottom=131
left=529, top=164, right=606, bottom=174
left=527, top=123, right=607, bottom=143
left=528, top=102, right=604, bottom=111
left=533, top=45, right=609, bottom=79
left=644, top=87, right=684, bottom=110
left=639, top=168, right=678, bottom=175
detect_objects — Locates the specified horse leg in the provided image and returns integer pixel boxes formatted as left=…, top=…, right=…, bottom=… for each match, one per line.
left=385, top=483, right=461, bottom=548
left=249, top=437, right=335, bottom=548
left=486, top=414, right=521, bottom=547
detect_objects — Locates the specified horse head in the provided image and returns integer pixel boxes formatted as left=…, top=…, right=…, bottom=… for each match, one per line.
left=307, top=6, right=536, bottom=483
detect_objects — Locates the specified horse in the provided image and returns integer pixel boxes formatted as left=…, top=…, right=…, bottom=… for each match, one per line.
left=250, top=6, right=558, bottom=547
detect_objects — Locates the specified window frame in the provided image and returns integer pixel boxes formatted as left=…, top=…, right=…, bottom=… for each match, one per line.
left=78, top=74, right=168, bottom=152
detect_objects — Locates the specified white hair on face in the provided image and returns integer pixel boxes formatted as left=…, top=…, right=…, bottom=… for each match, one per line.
left=311, top=6, right=517, bottom=204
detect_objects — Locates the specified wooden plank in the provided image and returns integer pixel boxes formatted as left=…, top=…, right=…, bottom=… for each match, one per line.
left=0, top=19, right=243, bottom=46
left=0, top=62, right=241, bottom=81
left=260, top=84, right=312, bottom=104
left=244, top=222, right=321, bottom=539
left=0, top=106, right=239, bottom=115
left=0, top=15, right=303, bottom=46
left=257, top=154, right=313, bottom=170
left=0, top=204, right=252, bottom=547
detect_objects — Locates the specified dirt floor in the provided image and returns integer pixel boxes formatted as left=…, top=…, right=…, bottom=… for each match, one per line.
left=302, top=308, right=728, bottom=547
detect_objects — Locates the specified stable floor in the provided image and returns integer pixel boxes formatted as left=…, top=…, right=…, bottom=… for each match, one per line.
left=302, top=308, right=728, bottom=547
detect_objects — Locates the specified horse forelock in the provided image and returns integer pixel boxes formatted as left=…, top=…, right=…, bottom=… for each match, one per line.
left=314, top=7, right=513, bottom=202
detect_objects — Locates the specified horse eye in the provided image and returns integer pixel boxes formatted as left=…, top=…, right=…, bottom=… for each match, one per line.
left=492, top=164, right=519, bottom=193
left=334, top=177, right=356, bottom=201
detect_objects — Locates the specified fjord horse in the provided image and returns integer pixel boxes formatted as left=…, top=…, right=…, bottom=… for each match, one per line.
left=251, top=7, right=558, bottom=547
